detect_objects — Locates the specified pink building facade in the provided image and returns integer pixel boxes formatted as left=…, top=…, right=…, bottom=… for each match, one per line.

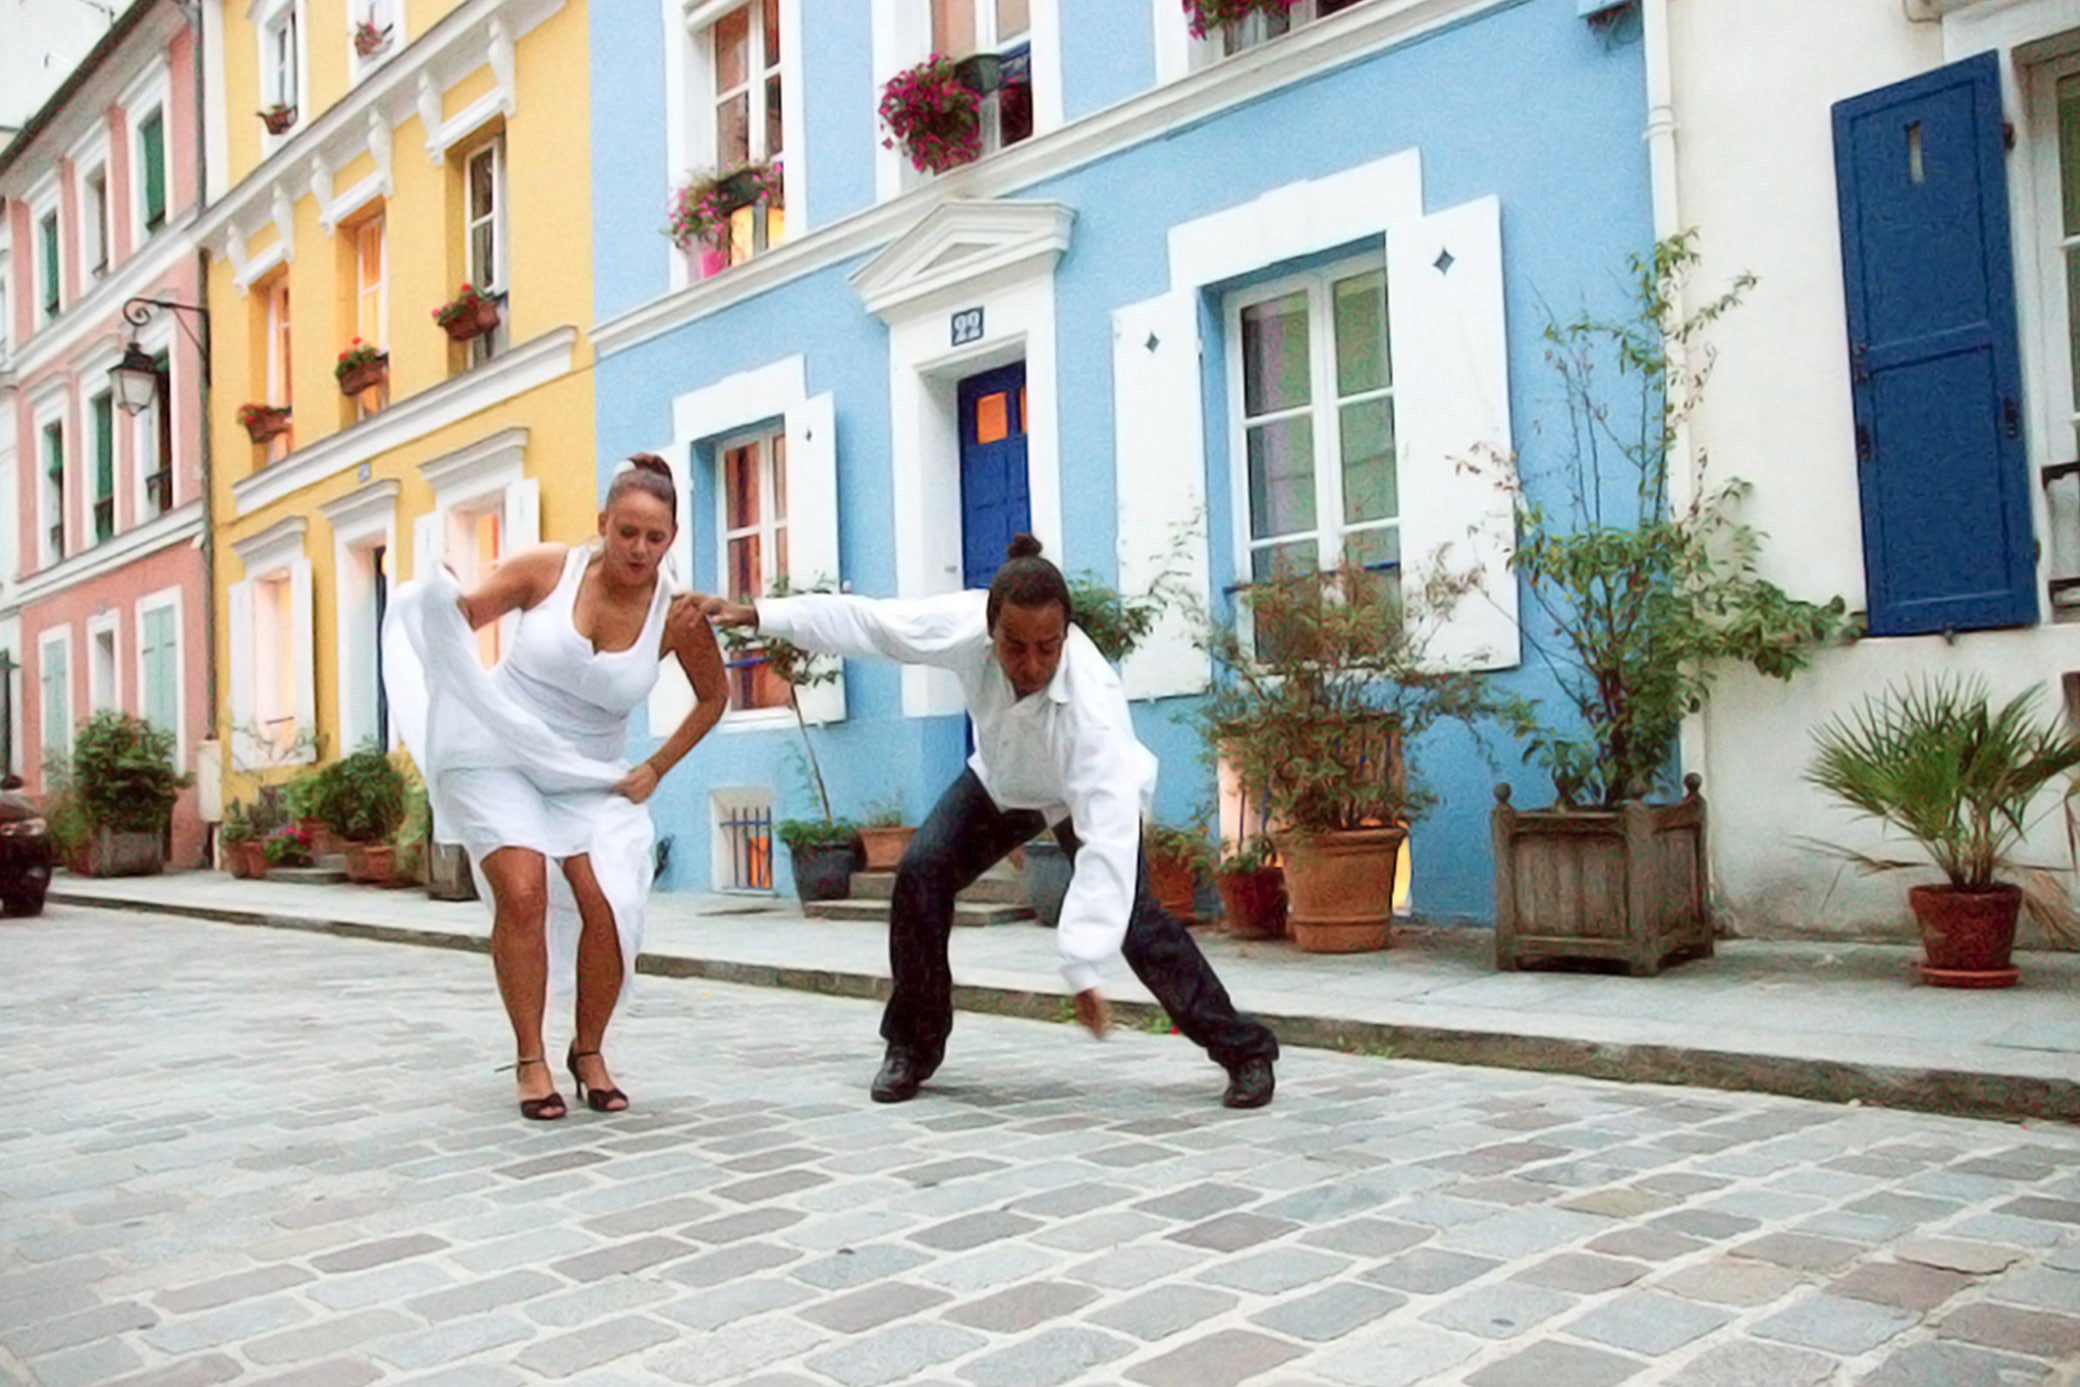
left=0, top=0, right=211, bottom=865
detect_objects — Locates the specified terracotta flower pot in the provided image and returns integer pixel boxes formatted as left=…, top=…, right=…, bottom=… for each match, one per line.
left=439, top=297, right=500, bottom=342
left=259, top=106, right=297, bottom=135
left=1280, top=826, right=1404, bottom=953
left=1218, top=867, right=1287, bottom=940
left=360, top=843, right=400, bottom=888
left=1908, top=883, right=2022, bottom=988
left=225, top=840, right=264, bottom=878
left=857, top=825, right=914, bottom=873
left=241, top=407, right=291, bottom=444
left=337, top=355, right=388, bottom=397
left=1147, top=848, right=1198, bottom=924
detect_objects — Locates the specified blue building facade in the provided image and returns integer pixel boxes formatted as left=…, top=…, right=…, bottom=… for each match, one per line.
left=590, top=0, right=1653, bottom=918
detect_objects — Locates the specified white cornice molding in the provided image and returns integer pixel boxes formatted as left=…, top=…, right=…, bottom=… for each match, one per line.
left=592, top=0, right=1515, bottom=359
left=13, top=502, right=203, bottom=605
left=231, top=325, right=576, bottom=517
left=194, top=0, right=566, bottom=254
left=851, top=200, right=1074, bottom=323
left=318, top=476, right=401, bottom=535
left=232, top=512, right=309, bottom=570
left=420, top=425, right=528, bottom=496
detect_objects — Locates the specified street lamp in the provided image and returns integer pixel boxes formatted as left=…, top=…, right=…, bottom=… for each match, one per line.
left=111, top=296, right=210, bottom=417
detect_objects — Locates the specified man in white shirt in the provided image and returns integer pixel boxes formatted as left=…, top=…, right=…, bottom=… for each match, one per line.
left=694, top=535, right=1279, bottom=1108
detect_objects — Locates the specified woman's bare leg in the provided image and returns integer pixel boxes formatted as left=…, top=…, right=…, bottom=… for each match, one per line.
left=563, top=853, right=628, bottom=1108
left=480, top=847, right=556, bottom=1104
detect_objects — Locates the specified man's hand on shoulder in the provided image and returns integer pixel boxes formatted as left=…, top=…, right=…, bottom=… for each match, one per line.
left=683, top=594, right=759, bottom=629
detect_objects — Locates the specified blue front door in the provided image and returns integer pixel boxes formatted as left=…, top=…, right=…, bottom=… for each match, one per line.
left=1833, top=52, right=2035, bottom=636
left=958, top=362, right=1032, bottom=589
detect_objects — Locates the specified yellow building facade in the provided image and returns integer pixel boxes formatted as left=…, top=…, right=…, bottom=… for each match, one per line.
left=196, top=0, right=591, bottom=800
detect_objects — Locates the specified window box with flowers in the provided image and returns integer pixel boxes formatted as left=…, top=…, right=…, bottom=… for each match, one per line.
left=879, top=55, right=984, bottom=175
left=237, top=402, right=292, bottom=444
left=432, top=284, right=500, bottom=342
left=668, top=161, right=782, bottom=264
left=334, top=338, right=388, bottom=397
left=258, top=103, right=298, bottom=136
left=352, top=19, right=393, bottom=58
left=1183, top=0, right=1301, bottom=36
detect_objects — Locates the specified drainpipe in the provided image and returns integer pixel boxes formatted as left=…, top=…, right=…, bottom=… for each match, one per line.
left=1641, top=0, right=1717, bottom=837
left=184, top=0, right=218, bottom=810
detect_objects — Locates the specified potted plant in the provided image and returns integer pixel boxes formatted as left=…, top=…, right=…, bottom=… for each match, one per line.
left=319, top=746, right=407, bottom=885
left=263, top=822, right=315, bottom=870
left=432, top=283, right=500, bottom=343
left=1491, top=233, right=1854, bottom=975
left=219, top=802, right=263, bottom=878
left=37, top=767, right=92, bottom=876
left=1144, top=820, right=1207, bottom=925
left=778, top=815, right=861, bottom=901
left=237, top=402, right=292, bottom=444
left=1215, top=834, right=1286, bottom=940
left=878, top=55, right=984, bottom=174
left=1806, top=678, right=2080, bottom=987
left=352, top=17, right=393, bottom=58
left=258, top=103, right=297, bottom=135
left=667, top=160, right=781, bottom=257
left=69, top=710, right=187, bottom=877
left=335, top=338, right=388, bottom=397
left=856, top=797, right=914, bottom=873
left=1182, top=0, right=1301, bottom=39
left=1203, top=563, right=1504, bottom=953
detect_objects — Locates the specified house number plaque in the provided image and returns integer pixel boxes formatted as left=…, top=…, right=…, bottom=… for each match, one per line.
left=950, top=306, right=985, bottom=347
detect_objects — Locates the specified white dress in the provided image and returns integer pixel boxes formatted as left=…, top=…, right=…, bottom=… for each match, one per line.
left=382, top=545, right=669, bottom=997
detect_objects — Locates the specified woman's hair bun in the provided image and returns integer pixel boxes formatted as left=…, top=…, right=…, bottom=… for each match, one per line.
left=1005, top=533, right=1044, bottom=561
left=627, top=452, right=672, bottom=478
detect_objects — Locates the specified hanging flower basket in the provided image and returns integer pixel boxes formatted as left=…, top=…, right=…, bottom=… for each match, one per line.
left=334, top=337, right=388, bottom=396
left=879, top=55, right=983, bottom=175
left=352, top=20, right=393, bottom=58
left=432, top=284, right=500, bottom=342
left=258, top=103, right=298, bottom=135
left=1181, top=0, right=1301, bottom=39
left=237, top=402, right=292, bottom=444
left=666, top=161, right=782, bottom=252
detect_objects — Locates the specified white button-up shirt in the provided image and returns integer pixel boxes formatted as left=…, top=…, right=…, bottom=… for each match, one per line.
left=758, top=590, right=1157, bottom=993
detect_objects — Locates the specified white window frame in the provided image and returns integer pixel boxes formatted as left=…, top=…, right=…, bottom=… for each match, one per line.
left=460, top=136, right=508, bottom=363
left=1156, top=0, right=1374, bottom=81
left=347, top=0, right=407, bottom=86
left=38, top=626, right=73, bottom=775
left=255, top=0, right=307, bottom=147
left=869, top=0, right=1062, bottom=203
left=1223, top=251, right=1399, bottom=591
left=666, top=0, right=806, bottom=289
left=86, top=611, right=122, bottom=715
left=228, top=517, right=316, bottom=770
left=714, top=419, right=792, bottom=721
left=350, top=211, right=389, bottom=416
left=131, top=317, right=177, bottom=522
left=414, top=428, right=539, bottom=657
left=2028, top=50, right=2080, bottom=491
left=134, top=586, right=186, bottom=773
left=85, top=376, right=121, bottom=544
left=34, top=394, right=68, bottom=569
left=29, top=178, right=62, bottom=329
left=260, top=271, right=293, bottom=461
left=120, top=59, right=172, bottom=250
left=69, top=129, right=113, bottom=284
left=322, top=480, right=398, bottom=755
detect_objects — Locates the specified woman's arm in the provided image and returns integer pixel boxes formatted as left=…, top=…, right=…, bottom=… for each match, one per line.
left=458, top=545, right=566, bottom=630
left=612, top=602, right=730, bottom=805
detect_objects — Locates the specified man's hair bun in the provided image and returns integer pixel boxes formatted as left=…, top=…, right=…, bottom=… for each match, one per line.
left=1005, top=533, right=1044, bottom=561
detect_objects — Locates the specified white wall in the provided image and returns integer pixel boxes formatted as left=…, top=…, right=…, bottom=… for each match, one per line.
left=1674, top=0, right=2080, bottom=941
left=0, top=0, right=115, bottom=135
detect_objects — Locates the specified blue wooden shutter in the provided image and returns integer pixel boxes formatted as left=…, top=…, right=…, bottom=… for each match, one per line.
left=1834, top=52, right=2035, bottom=636
left=140, top=112, right=166, bottom=230
left=142, top=607, right=177, bottom=742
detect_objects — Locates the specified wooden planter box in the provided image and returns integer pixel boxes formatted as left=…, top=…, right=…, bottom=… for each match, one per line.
left=1492, top=775, right=1713, bottom=976
left=84, top=827, right=165, bottom=878
left=337, top=354, right=388, bottom=397
left=438, top=297, right=500, bottom=342
left=241, top=407, right=292, bottom=444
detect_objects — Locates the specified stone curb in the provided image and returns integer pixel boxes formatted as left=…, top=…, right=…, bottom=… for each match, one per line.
left=55, top=887, right=2080, bottom=1126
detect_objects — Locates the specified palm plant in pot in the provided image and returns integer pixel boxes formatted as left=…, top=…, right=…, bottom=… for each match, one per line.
left=1807, top=677, right=2080, bottom=988
left=1202, top=562, right=1503, bottom=953
left=1492, top=233, right=1854, bottom=974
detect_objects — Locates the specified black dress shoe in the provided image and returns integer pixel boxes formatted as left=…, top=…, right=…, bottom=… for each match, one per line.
left=870, top=1048, right=939, bottom=1103
left=1222, top=1056, right=1275, bottom=1109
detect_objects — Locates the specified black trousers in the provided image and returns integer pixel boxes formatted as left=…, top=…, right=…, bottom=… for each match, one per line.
left=880, top=769, right=1280, bottom=1070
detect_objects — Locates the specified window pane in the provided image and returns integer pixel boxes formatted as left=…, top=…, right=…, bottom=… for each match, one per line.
left=932, top=0, right=975, bottom=55
left=773, top=525, right=788, bottom=580
left=1343, top=524, right=1400, bottom=571
left=771, top=433, right=787, bottom=521
left=468, top=150, right=496, bottom=221
left=1250, top=540, right=1316, bottom=586
left=725, top=443, right=761, bottom=529
left=728, top=535, right=761, bottom=599
left=140, top=114, right=165, bottom=227
left=715, top=5, right=749, bottom=89
left=718, top=90, right=751, bottom=166
left=1332, top=270, right=1390, bottom=396
left=1340, top=397, right=1397, bottom=524
left=2069, top=245, right=2080, bottom=413
left=2061, top=75, right=2080, bottom=239
left=765, top=74, right=784, bottom=160
left=470, top=221, right=495, bottom=286
left=763, top=0, right=782, bottom=65
left=1246, top=416, right=1316, bottom=539
left=997, top=0, right=1030, bottom=39
left=1241, top=293, right=1310, bottom=416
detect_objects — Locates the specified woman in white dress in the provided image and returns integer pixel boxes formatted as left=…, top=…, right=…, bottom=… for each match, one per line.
left=384, top=455, right=728, bottom=1119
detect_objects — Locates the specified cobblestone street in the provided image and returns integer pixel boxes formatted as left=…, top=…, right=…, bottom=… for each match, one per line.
left=5, top=909, right=2080, bottom=1387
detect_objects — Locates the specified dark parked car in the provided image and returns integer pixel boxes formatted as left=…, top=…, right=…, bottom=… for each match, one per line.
left=0, top=779, right=52, bottom=915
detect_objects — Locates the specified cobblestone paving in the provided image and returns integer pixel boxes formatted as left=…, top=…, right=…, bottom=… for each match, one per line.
left=5, top=910, right=2080, bottom=1387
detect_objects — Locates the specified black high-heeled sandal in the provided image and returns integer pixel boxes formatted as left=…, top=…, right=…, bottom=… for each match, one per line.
left=503, top=1056, right=567, bottom=1121
left=567, top=1045, right=630, bottom=1113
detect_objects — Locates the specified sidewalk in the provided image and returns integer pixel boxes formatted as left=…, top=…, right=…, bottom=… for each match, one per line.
left=50, top=869, right=2080, bottom=1125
